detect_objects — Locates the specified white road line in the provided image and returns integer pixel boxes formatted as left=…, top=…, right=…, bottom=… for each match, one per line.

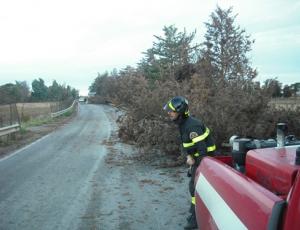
left=0, top=133, right=51, bottom=163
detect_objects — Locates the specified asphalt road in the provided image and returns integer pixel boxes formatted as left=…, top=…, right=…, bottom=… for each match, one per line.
left=0, top=104, right=189, bottom=230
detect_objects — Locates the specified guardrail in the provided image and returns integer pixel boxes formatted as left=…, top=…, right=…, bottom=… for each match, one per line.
left=50, top=100, right=77, bottom=118
left=0, top=124, right=20, bottom=137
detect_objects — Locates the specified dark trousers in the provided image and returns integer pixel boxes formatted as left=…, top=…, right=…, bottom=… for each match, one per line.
left=188, top=165, right=197, bottom=214
left=189, top=165, right=197, bottom=197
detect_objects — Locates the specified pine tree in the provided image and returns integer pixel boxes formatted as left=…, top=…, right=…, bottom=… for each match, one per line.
left=31, top=78, right=48, bottom=101
left=139, top=25, right=199, bottom=81
left=201, top=6, right=256, bottom=82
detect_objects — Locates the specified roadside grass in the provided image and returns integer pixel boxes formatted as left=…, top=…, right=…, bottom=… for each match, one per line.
left=62, top=110, right=73, bottom=117
left=0, top=116, right=56, bottom=147
left=0, top=109, right=76, bottom=148
left=0, top=104, right=77, bottom=155
left=21, top=116, right=54, bottom=130
left=21, top=109, right=75, bottom=130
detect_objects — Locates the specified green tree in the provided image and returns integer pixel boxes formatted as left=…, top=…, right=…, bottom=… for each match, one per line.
left=48, top=80, right=62, bottom=101
left=262, top=78, right=282, bottom=97
left=0, top=83, right=16, bottom=104
left=71, top=88, right=79, bottom=99
left=201, top=6, right=256, bottom=82
left=283, top=85, right=292, bottom=98
left=31, top=78, right=48, bottom=101
left=290, top=82, right=300, bottom=96
left=0, top=81, right=30, bottom=104
left=138, top=25, right=199, bottom=81
left=63, top=85, right=71, bottom=99
left=48, top=81, right=77, bottom=101
left=89, top=72, right=110, bottom=97
left=15, top=81, right=30, bottom=102
left=138, top=49, right=161, bottom=82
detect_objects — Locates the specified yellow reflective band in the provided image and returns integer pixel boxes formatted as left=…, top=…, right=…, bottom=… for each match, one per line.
left=183, top=142, right=194, bottom=148
left=194, top=152, right=200, bottom=157
left=192, top=128, right=210, bottom=143
left=191, top=196, right=196, bottom=205
left=207, top=145, right=216, bottom=152
left=168, top=102, right=176, bottom=111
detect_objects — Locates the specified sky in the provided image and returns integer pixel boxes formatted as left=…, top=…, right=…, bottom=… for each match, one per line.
left=0, top=0, right=299, bottom=96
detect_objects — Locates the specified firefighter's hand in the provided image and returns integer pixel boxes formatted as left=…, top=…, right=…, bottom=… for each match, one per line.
left=186, top=155, right=195, bottom=166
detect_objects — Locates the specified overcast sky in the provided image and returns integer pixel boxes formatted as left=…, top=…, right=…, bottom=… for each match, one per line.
left=0, top=0, right=299, bottom=96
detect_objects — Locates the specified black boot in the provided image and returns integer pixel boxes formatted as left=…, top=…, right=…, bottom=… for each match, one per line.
left=184, top=214, right=198, bottom=229
left=186, top=214, right=192, bottom=222
left=186, top=203, right=194, bottom=221
left=184, top=209, right=198, bottom=229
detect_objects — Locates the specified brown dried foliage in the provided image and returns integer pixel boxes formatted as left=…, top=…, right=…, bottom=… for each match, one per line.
left=91, top=71, right=300, bottom=156
left=89, top=8, right=300, bottom=156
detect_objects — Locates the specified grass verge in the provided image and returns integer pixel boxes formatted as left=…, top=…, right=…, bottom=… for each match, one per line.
left=0, top=109, right=76, bottom=152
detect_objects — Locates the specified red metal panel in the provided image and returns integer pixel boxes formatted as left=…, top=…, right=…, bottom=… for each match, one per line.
left=283, top=171, right=300, bottom=230
left=214, top=155, right=233, bottom=167
left=195, top=157, right=283, bottom=230
left=246, top=146, right=300, bottom=197
left=195, top=193, right=218, bottom=230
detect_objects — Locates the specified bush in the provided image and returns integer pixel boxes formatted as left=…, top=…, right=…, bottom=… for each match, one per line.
left=89, top=7, right=300, bottom=156
left=93, top=73, right=300, bottom=156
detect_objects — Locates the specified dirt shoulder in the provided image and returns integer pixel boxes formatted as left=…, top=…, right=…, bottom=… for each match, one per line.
left=78, top=105, right=190, bottom=229
left=0, top=114, right=76, bottom=158
left=92, top=141, right=190, bottom=229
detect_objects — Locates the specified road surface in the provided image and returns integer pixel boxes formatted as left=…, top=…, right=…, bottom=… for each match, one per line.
left=0, top=104, right=189, bottom=230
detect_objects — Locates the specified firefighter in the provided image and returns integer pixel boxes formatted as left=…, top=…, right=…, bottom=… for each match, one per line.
left=164, top=96, right=216, bottom=229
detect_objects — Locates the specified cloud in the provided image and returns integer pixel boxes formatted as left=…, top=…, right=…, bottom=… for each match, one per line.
left=0, top=0, right=299, bottom=94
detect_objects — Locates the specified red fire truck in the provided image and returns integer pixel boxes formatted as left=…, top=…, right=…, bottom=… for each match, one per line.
left=194, top=124, right=300, bottom=230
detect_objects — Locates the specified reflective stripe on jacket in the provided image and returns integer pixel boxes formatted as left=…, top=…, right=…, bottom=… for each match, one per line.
left=179, top=116, right=216, bottom=163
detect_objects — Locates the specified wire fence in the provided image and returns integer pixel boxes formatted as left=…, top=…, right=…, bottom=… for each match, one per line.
left=0, top=104, right=20, bottom=128
left=50, top=98, right=74, bottom=113
left=0, top=100, right=75, bottom=129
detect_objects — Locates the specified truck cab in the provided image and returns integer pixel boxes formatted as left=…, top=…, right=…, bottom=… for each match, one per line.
left=194, top=144, right=300, bottom=230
